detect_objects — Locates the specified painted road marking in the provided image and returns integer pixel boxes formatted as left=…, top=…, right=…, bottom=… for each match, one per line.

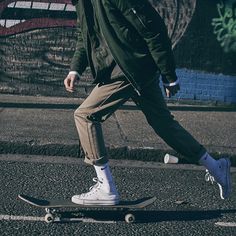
left=0, top=215, right=44, bottom=222
left=0, top=214, right=116, bottom=224
left=59, top=218, right=116, bottom=224
left=215, top=222, right=236, bottom=227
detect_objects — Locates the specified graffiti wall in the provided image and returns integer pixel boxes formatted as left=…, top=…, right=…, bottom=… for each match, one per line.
left=0, top=0, right=78, bottom=96
left=174, top=0, right=236, bottom=75
left=212, top=0, right=236, bottom=53
left=0, top=0, right=235, bottom=99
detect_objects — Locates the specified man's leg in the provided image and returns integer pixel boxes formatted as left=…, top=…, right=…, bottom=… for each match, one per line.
left=73, top=78, right=134, bottom=205
left=132, top=79, right=231, bottom=199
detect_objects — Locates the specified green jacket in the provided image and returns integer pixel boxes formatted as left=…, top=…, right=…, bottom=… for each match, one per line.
left=70, top=0, right=177, bottom=92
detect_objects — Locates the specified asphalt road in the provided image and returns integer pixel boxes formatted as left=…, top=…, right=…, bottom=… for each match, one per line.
left=1, top=94, right=236, bottom=163
left=0, top=154, right=236, bottom=236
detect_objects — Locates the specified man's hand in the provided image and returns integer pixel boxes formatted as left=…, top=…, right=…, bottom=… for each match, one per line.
left=163, top=83, right=180, bottom=98
left=64, top=73, right=79, bottom=93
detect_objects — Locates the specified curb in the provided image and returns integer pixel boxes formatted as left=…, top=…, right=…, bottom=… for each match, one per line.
left=1, top=141, right=236, bottom=167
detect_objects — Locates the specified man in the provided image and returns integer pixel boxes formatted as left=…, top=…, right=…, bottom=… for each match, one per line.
left=64, top=0, right=231, bottom=205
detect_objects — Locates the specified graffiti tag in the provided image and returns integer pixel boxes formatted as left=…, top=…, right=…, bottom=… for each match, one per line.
left=0, top=0, right=197, bottom=48
left=0, top=0, right=77, bottom=36
left=212, top=0, right=236, bottom=53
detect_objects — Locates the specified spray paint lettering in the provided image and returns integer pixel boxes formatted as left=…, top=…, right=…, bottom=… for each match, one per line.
left=0, top=0, right=77, bottom=36
left=0, top=0, right=197, bottom=96
left=212, top=0, right=236, bottom=53
left=0, top=0, right=197, bottom=47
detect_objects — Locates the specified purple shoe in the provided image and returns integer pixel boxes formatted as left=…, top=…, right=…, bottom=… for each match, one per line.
left=205, top=158, right=232, bottom=199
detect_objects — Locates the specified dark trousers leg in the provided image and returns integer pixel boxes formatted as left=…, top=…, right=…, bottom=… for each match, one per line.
left=132, top=80, right=206, bottom=162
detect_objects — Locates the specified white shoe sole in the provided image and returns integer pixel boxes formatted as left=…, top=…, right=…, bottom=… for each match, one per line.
left=71, top=197, right=120, bottom=206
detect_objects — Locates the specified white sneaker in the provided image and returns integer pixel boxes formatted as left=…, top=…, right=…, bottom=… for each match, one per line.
left=72, top=178, right=120, bottom=205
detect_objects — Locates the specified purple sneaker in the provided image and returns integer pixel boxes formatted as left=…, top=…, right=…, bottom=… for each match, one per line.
left=205, top=158, right=232, bottom=199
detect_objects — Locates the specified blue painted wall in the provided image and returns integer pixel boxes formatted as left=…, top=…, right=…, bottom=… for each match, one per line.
left=161, top=69, right=236, bottom=104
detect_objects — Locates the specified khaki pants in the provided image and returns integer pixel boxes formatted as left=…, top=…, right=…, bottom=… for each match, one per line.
left=74, top=77, right=206, bottom=165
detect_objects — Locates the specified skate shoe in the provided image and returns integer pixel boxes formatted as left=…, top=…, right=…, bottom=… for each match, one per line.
left=205, top=158, right=232, bottom=199
left=71, top=178, right=119, bottom=205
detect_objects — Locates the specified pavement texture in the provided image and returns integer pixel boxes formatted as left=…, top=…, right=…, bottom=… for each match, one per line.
left=0, top=154, right=236, bottom=235
left=0, top=94, right=236, bottom=165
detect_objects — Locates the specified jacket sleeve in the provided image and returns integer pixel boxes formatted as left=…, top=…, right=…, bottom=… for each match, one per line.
left=110, top=0, right=177, bottom=83
left=70, top=11, right=88, bottom=75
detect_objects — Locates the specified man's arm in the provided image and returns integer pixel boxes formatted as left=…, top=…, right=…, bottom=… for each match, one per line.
left=70, top=26, right=88, bottom=75
left=65, top=12, right=88, bottom=93
left=111, top=0, right=177, bottom=85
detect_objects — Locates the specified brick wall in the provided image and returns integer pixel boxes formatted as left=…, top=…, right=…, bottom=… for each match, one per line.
left=170, top=0, right=236, bottom=104
left=169, top=69, right=236, bottom=104
left=0, top=0, right=235, bottom=104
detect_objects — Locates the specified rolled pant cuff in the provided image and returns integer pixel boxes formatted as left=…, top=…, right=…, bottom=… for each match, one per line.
left=84, top=155, right=109, bottom=166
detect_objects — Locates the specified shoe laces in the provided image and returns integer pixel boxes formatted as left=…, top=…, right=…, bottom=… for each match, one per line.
left=80, top=178, right=103, bottom=198
left=205, top=169, right=215, bottom=184
left=89, top=177, right=103, bottom=191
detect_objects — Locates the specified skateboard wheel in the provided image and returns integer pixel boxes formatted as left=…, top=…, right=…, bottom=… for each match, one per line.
left=45, top=213, right=55, bottom=223
left=125, top=213, right=135, bottom=224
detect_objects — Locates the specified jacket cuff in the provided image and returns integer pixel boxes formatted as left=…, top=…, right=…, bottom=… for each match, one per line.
left=163, top=78, right=180, bottom=87
left=161, top=73, right=178, bottom=84
left=69, top=71, right=80, bottom=77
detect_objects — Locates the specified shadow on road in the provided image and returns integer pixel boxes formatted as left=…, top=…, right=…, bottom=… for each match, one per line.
left=59, top=209, right=236, bottom=224
left=1, top=102, right=236, bottom=112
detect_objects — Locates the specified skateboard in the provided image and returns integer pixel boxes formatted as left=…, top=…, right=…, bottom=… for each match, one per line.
left=18, top=194, right=156, bottom=223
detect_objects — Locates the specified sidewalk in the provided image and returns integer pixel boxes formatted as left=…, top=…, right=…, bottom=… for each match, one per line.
left=0, top=94, right=236, bottom=165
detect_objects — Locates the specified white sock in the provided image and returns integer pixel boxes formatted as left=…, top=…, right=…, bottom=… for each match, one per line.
left=94, top=163, right=113, bottom=182
left=199, top=152, right=217, bottom=173
left=94, top=163, right=117, bottom=193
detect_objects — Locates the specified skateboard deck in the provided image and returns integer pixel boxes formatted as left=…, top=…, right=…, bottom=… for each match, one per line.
left=18, top=194, right=156, bottom=223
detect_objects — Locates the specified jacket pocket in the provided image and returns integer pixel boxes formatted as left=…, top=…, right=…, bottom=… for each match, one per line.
left=126, top=4, right=156, bottom=32
left=124, top=3, right=162, bottom=37
left=128, top=7, right=149, bottom=30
